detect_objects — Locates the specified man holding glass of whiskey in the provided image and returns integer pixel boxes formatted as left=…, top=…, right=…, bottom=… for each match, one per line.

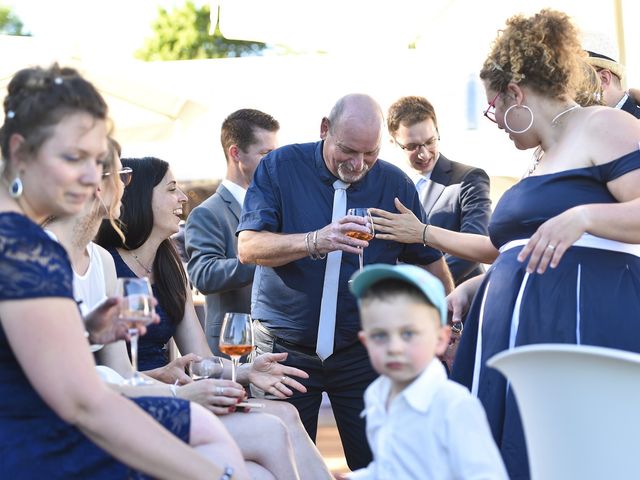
left=237, top=93, right=453, bottom=470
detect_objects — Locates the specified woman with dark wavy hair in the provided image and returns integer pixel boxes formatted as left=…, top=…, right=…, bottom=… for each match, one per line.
left=96, top=157, right=193, bottom=373
left=96, top=156, right=332, bottom=480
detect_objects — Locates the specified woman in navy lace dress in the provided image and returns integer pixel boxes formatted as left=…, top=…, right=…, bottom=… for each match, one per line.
left=0, top=64, right=248, bottom=479
left=370, top=9, right=640, bottom=479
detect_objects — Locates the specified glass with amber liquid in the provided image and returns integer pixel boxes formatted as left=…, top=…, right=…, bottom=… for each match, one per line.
left=219, top=313, right=254, bottom=383
left=346, top=208, right=375, bottom=271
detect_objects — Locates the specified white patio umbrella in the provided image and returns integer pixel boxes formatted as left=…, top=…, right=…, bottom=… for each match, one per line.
left=0, top=34, right=208, bottom=144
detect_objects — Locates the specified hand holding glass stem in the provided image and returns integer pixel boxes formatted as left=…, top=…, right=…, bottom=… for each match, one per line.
left=116, top=277, right=155, bottom=386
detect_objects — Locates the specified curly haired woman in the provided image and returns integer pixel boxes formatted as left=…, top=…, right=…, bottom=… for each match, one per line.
left=371, top=10, right=640, bottom=478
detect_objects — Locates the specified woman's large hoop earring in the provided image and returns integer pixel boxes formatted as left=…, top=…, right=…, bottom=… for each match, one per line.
left=504, top=104, right=534, bottom=134
left=9, top=175, right=23, bottom=199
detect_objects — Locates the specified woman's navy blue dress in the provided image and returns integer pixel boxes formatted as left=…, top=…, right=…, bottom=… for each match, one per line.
left=110, top=249, right=177, bottom=371
left=451, top=151, right=640, bottom=479
left=0, top=213, right=190, bottom=479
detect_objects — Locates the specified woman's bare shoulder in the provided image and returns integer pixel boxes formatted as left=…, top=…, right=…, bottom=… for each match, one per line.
left=580, top=106, right=640, bottom=166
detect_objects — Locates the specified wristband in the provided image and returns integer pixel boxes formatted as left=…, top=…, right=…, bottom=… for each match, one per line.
left=422, top=224, right=430, bottom=246
left=304, top=232, right=314, bottom=258
left=312, top=230, right=327, bottom=260
left=169, top=383, right=178, bottom=398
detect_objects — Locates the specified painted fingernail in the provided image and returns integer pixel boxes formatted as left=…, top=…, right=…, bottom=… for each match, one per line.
left=229, top=406, right=236, bottom=413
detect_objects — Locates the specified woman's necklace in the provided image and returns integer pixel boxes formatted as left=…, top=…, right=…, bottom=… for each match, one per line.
left=128, top=250, right=153, bottom=275
left=528, top=147, right=544, bottom=176
left=528, top=104, right=581, bottom=176
left=551, top=104, right=581, bottom=126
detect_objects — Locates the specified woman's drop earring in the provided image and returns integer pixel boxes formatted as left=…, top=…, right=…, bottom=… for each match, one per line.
left=9, top=175, right=23, bottom=199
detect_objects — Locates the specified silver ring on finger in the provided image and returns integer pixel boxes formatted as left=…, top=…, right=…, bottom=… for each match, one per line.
left=215, top=386, right=224, bottom=396
left=547, top=244, right=556, bottom=251
left=281, top=376, right=287, bottom=383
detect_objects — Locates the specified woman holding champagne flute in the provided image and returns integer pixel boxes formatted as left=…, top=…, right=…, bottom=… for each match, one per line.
left=96, top=156, right=332, bottom=479
left=0, top=64, right=248, bottom=479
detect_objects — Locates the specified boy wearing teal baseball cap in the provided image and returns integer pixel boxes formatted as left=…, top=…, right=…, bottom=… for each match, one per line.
left=346, top=264, right=507, bottom=479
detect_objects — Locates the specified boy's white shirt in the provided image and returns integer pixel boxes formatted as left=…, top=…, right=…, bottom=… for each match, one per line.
left=349, top=359, right=508, bottom=480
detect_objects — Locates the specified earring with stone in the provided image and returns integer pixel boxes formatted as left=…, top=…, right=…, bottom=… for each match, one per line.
left=9, top=174, right=23, bottom=199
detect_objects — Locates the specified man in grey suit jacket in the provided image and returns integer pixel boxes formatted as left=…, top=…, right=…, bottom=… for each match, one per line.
left=387, top=96, right=492, bottom=285
left=185, top=109, right=279, bottom=353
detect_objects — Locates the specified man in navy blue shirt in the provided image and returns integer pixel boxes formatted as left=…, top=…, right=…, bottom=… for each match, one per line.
left=238, top=93, right=453, bottom=470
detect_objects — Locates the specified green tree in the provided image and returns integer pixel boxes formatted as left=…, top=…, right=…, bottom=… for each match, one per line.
left=136, top=1, right=266, bottom=61
left=0, top=5, right=29, bottom=36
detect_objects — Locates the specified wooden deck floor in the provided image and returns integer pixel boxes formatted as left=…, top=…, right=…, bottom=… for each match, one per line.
left=316, top=403, right=349, bottom=475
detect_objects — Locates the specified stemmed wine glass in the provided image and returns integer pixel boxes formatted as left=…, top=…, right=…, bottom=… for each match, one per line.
left=116, top=277, right=155, bottom=386
left=346, top=207, right=375, bottom=271
left=219, top=313, right=254, bottom=383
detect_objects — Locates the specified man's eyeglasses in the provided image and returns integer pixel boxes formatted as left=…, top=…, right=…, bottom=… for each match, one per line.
left=103, top=166, right=133, bottom=186
left=484, top=92, right=500, bottom=123
left=395, top=134, right=440, bottom=152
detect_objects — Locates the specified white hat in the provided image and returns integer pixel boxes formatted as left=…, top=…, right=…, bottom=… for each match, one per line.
left=583, top=31, right=625, bottom=81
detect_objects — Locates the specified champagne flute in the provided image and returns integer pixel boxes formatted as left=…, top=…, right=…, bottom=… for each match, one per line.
left=219, top=313, right=254, bottom=383
left=189, top=356, right=225, bottom=381
left=346, top=207, right=375, bottom=271
left=116, top=277, right=154, bottom=386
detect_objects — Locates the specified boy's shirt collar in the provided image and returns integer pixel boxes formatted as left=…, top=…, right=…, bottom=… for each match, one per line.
left=362, top=359, right=447, bottom=417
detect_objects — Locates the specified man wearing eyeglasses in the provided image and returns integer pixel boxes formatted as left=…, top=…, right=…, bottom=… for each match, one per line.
left=387, top=96, right=492, bottom=285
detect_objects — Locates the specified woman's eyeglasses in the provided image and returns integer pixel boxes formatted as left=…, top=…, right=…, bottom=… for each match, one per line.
left=103, top=167, right=133, bottom=186
left=483, top=92, right=500, bottom=123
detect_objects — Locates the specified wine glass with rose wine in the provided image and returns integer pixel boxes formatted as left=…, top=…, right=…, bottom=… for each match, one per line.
left=346, top=208, right=375, bottom=271
left=116, top=277, right=155, bottom=386
left=219, top=313, right=254, bottom=383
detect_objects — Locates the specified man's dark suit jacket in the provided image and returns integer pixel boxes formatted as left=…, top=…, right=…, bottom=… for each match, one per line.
left=420, top=154, right=492, bottom=285
left=185, top=184, right=255, bottom=353
left=621, top=94, right=640, bottom=119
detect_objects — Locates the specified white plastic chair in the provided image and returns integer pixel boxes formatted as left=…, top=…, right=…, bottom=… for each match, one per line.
left=487, top=344, right=640, bottom=480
